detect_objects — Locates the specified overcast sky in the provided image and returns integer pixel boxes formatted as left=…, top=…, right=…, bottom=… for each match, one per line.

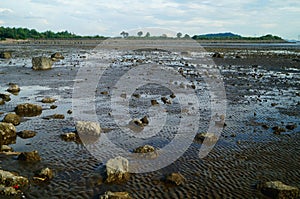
left=1, top=0, right=299, bottom=39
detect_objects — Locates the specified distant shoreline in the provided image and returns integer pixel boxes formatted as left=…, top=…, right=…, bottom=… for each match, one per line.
left=0, top=38, right=290, bottom=46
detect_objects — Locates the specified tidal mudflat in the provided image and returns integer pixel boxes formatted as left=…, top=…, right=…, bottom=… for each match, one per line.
left=0, top=40, right=299, bottom=198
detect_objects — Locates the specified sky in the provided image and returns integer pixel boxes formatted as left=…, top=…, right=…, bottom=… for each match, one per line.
left=0, top=0, right=300, bottom=40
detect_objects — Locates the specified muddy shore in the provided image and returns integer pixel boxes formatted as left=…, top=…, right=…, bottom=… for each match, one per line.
left=0, top=40, right=299, bottom=198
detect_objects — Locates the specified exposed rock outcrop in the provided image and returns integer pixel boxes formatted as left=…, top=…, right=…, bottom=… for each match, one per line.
left=106, top=156, right=130, bottom=183
left=32, top=57, right=53, bottom=70
left=15, top=103, right=42, bottom=117
left=0, top=122, right=17, bottom=145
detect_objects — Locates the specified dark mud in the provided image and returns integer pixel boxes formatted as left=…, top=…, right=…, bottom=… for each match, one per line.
left=0, top=42, right=299, bottom=198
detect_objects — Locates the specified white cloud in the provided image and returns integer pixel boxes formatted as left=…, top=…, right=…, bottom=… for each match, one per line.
left=0, top=0, right=299, bottom=39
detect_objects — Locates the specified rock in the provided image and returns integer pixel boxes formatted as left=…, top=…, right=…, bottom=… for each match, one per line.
left=0, top=122, right=17, bottom=145
left=76, top=121, right=101, bottom=136
left=170, top=93, right=176, bottom=99
left=286, top=124, right=297, bottom=130
left=32, top=56, right=53, bottom=70
left=271, top=103, right=278, bottom=107
left=0, top=51, right=12, bottom=59
left=101, top=91, right=109, bottom=95
left=1, top=145, right=13, bottom=152
left=258, top=181, right=299, bottom=199
left=235, top=54, right=242, bottom=58
left=0, top=93, right=11, bottom=102
left=67, top=110, right=72, bottom=114
left=140, top=116, right=149, bottom=125
left=161, top=97, right=172, bottom=104
left=41, top=97, right=56, bottom=103
left=99, top=191, right=131, bottom=199
left=151, top=99, right=159, bottom=106
left=262, top=124, right=269, bottom=129
left=0, top=185, right=19, bottom=196
left=33, top=168, right=54, bottom=182
left=51, top=52, right=64, bottom=61
left=43, top=114, right=65, bottom=120
left=2, top=113, right=21, bottom=126
left=15, top=103, right=42, bottom=117
left=0, top=169, right=29, bottom=188
left=50, top=105, right=57, bottom=109
left=0, top=99, right=4, bottom=106
left=134, top=145, right=155, bottom=153
left=166, top=173, right=186, bottom=185
left=60, top=132, right=78, bottom=142
left=17, top=150, right=41, bottom=162
left=212, top=52, right=224, bottom=58
left=194, top=132, right=218, bottom=144
left=17, top=130, right=37, bottom=139
left=7, top=83, right=20, bottom=93
left=132, top=93, right=140, bottom=98
left=272, top=126, right=286, bottom=135
left=106, top=156, right=130, bottom=183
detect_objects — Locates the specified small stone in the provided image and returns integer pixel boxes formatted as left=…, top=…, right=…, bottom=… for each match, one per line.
left=166, top=173, right=186, bottom=185
left=50, top=105, right=57, bottom=109
left=17, top=150, right=41, bottom=162
left=286, top=124, right=297, bottom=130
left=67, top=110, right=72, bottom=114
left=272, top=126, right=286, bottom=135
left=33, top=168, right=54, bottom=182
left=212, top=52, right=224, bottom=58
left=230, top=133, right=237, bottom=137
left=7, top=83, right=20, bottom=93
left=51, top=52, right=64, bottom=61
left=99, top=191, right=131, bottom=199
left=0, top=99, right=4, bottom=105
left=2, top=113, right=20, bottom=126
left=140, top=116, right=149, bottom=125
left=101, top=91, right=109, bottom=95
left=60, top=132, right=77, bottom=141
left=161, top=97, right=171, bottom=104
left=0, top=93, right=11, bottom=101
left=170, top=93, right=176, bottom=99
left=132, top=93, right=140, bottom=98
left=1, top=145, right=13, bottom=152
left=43, top=114, right=65, bottom=120
left=120, top=93, right=127, bottom=99
left=134, top=145, right=155, bottom=153
left=194, top=132, right=218, bottom=144
left=271, top=103, right=278, bottom=107
left=0, top=123, right=17, bottom=145
left=17, top=130, right=37, bottom=139
left=41, top=97, right=56, bottom=103
left=262, top=124, right=269, bottom=129
left=151, top=99, right=159, bottom=106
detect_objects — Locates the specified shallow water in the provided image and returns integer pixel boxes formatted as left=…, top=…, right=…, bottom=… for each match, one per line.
left=0, top=42, right=299, bottom=198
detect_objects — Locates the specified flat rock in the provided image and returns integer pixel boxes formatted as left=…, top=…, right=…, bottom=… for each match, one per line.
left=15, top=103, right=42, bottom=117
left=99, top=191, right=131, bottom=199
left=33, top=168, right=54, bottom=182
left=32, top=56, right=53, bottom=70
left=258, top=181, right=300, bottom=199
left=166, top=173, right=186, bottom=185
left=106, top=156, right=130, bottom=183
left=7, top=83, right=20, bottom=93
left=2, top=113, right=20, bottom=126
left=0, top=51, right=12, bottom=59
left=17, top=130, right=37, bottom=139
left=0, top=122, right=17, bottom=145
left=41, top=97, right=56, bottom=103
left=17, top=150, right=41, bottom=162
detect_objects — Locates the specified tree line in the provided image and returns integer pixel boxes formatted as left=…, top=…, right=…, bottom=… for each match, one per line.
left=0, top=26, right=105, bottom=40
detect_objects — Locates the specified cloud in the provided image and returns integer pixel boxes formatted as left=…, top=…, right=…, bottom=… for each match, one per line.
left=0, top=0, right=299, bottom=39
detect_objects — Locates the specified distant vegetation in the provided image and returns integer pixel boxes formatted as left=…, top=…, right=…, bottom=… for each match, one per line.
left=0, top=26, right=106, bottom=40
left=0, top=26, right=284, bottom=42
left=192, top=32, right=284, bottom=40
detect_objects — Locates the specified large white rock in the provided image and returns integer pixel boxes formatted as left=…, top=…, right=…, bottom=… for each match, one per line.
left=75, top=121, right=101, bottom=136
left=106, top=156, right=129, bottom=183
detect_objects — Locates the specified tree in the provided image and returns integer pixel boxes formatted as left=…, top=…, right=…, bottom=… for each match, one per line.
left=145, top=32, right=150, bottom=37
left=176, top=32, right=182, bottom=38
left=183, top=34, right=190, bottom=39
left=137, top=31, right=143, bottom=37
left=120, top=31, right=129, bottom=38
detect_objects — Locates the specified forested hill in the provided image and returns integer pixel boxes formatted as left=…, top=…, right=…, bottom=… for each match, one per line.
left=0, top=26, right=105, bottom=40
left=192, top=32, right=284, bottom=41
